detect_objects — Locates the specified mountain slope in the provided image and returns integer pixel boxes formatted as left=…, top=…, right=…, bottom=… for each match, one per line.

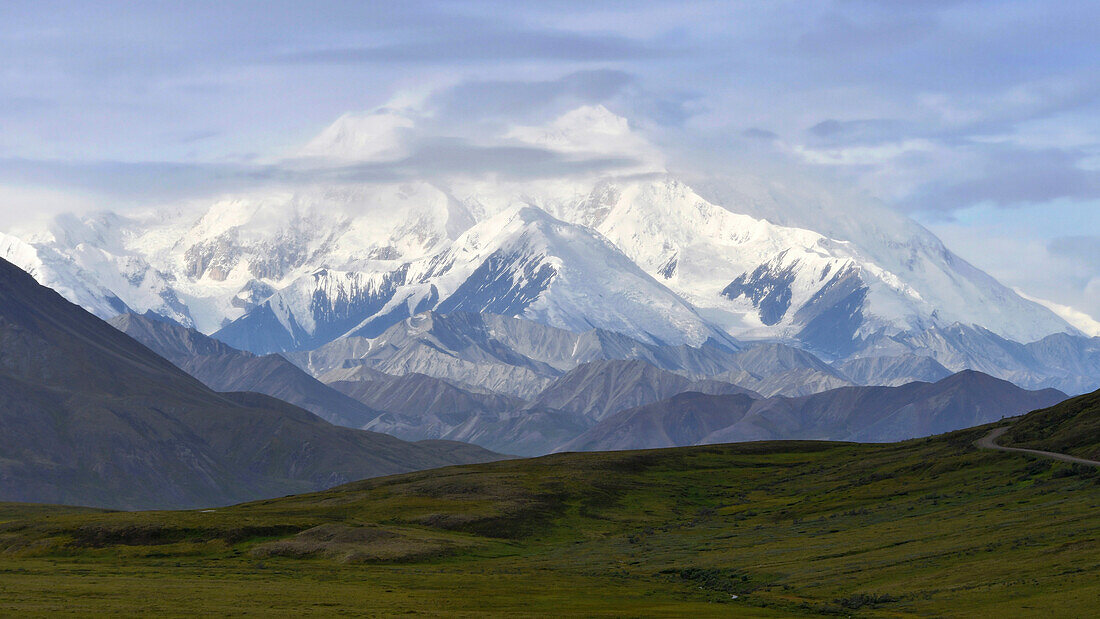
left=212, top=207, right=727, bottom=353
left=326, top=372, right=580, bottom=456
left=290, top=311, right=744, bottom=399
left=327, top=372, right=587, bottom=456
left=382, top=406, right=591, bottom=458
left=107, top=312, right=384, bottom=428
left=723, top=341, right=839, bottom=376
left=293, top=312, right=565, bottom=398
left=563, top=371, right=1066, bottom=452
left=854, top=324, right=1100, bottom=394
left=0, top=258, right=500, bottom=509
left=321, top=355, right=763, bottom=455
left=690, top=172, right=1073, bottom=345
left=532, top=359, right=757, bottom=422
left=707, top=342, right=854, bottom=397
left=558, top=392, right=759, bottom=451
left=110, top=313, right=592, bottom=457
left=329, top=373, right=526, bottom=420
left=835, top=353, right=952, bottom=387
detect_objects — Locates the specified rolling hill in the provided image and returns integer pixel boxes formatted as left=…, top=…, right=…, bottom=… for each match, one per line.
left=1000, top=388, right=1100, bottom=460
left=0, top=392, right=1096, bottom=615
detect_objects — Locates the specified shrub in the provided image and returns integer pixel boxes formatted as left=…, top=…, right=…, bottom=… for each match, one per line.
left=835, top=592, right=898, bottom=609
left=662, top=567, right=756, bottom=595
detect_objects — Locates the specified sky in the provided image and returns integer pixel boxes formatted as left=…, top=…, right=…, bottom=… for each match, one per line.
left=0, top=0, right=1097, bottom=326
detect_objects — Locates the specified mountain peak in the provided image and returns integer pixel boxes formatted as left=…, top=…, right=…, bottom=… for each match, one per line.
left=298, top=108, right=416, bottom=162
left=1, top=106, right=1083, bottom=390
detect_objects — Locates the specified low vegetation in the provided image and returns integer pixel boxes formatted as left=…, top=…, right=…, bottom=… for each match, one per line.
left=1002, top=389, right=1100, bottom=460
left=0, top=405, right=1098, bottom=616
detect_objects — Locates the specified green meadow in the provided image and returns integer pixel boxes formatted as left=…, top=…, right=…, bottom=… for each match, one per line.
left=1, top=419, right=1098, bottom=617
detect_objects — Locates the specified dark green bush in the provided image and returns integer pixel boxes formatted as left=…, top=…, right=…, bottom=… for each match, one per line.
left=663, top=567, right=755, bottom=594
left=835, top=592, right=898, bottom=609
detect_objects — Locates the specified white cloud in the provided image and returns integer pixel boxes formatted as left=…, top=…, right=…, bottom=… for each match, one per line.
left=793, top=139, right=936, bottom=166
left=506, top=105, right=665, bottom=173
left=296, top=109, right=417, bottom=162
left=0, top=184, right=95, bottom=233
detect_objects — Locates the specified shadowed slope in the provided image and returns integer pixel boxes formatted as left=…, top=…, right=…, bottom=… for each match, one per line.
left=533, top=359, right=758, bottom=422
left=0, top=258, right=501, bottom=509
left=108, top=313, right=383, bottom=427
left=563, top=370, right=1066, bottom=451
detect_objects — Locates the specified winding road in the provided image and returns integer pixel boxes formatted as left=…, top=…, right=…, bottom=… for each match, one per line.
left=976, top=426, right=1100, bottom=467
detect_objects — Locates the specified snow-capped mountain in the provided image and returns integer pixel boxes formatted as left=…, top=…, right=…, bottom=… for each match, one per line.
left=212, top=205, right=728, bottom=353
left=0, top=105, right=1078, bottom=370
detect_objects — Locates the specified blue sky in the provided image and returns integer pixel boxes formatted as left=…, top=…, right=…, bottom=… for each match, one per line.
left=0, top=0, right=1097, bottom=322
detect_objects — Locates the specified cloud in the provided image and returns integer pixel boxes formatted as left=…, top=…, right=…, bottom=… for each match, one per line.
left=424, top=70, right=637, bottom=122
left=413, top=69, right=701, bottom=134
left=807, top=118, right=916, bottom=145
left=741, top=128, right=778, bottom=140
left=794, top=138, right=937, bottom=167
left=273, top=29, right=674, bottom=65
left=1048, top=234, right=1100, bottom=266
left=0, top=184, right=96, bottom=232
left=0, top=158, right=265, bottom=204
left=315, top=138, right=641, bottom=182
left=0, top=135, right=643, bottom=206
left=916, top=75, right=1100, bottom=134
left=901, top=147, right=1100, bottom=211
left=796, top=11, right=938, bottom=56
left=930, top=220, right=1100, bottom=325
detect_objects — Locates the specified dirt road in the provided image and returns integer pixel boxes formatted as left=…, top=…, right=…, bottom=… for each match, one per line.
left=976, top=426, right=1100, bottom=467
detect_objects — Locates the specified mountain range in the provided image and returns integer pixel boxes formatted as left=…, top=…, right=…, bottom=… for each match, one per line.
left=1, top=105, right=1095, bottom=493
left=561, top=371, right=1066, bottom=452
left=287, top=311, right=748, bottom=398
left=2, top=106, right=1095, bottom=396
left=110, top=308, right=1070, bottom=458
left=111, top=311, right=749, bottom=455
left=0, top=257, right=500, bottom=509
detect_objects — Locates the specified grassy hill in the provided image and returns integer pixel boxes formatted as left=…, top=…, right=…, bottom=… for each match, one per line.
left=1, top=399, right=1098, bottom=616
left=1001, top=389, right=1100, bottom=461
